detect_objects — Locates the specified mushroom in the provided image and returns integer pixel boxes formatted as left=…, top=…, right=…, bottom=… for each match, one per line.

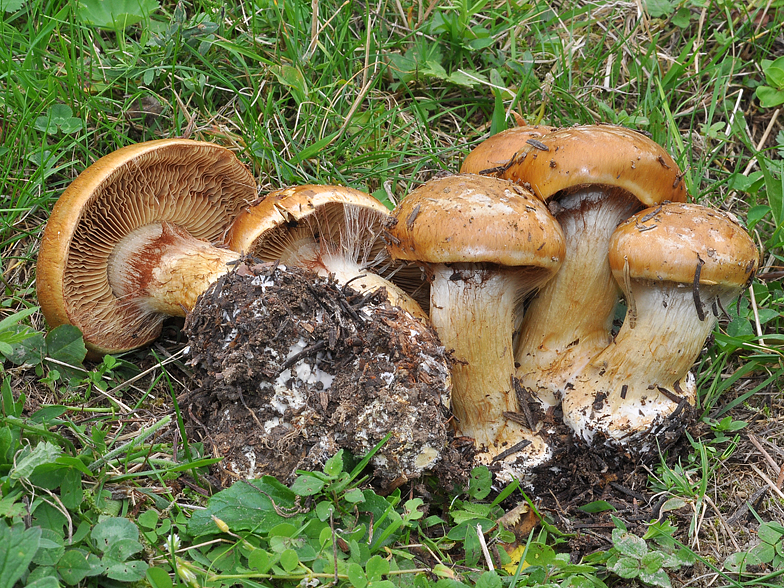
left=499, top=125, right=688, bottom=407
left=184, top=261, right=455, bottom=488
left=226, top=184, right=428, bottom=319
left=460, top=125, right=558, bottom=175
left=561, top=202, right=758, bottom=451
left=36, top=139, right=256, bottom=356
left=385, top=174, right=565, bottom=476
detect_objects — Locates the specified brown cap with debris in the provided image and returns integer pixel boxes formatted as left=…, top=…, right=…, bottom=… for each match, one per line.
left=460, top=125, right=558, bottom=175
left=609, top=202, right=759, bottom=287
left=386, top=174, right=565, bottom=269
left=37, top=139, right=256, bottom=356
left=502, top=125, right=688, bottom=205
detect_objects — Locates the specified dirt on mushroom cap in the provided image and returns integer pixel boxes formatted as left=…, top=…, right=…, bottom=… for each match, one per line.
left=183, top=261, right=471, bottom=490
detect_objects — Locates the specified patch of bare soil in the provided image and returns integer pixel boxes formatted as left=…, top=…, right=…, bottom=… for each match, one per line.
left=183, top=261, right=471, bottom=491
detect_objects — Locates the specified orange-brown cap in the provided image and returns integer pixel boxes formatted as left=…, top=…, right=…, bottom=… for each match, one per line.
left=37, top=139, right=256, bottom=356
left=460, top=125, right=558, bottom=175
left=501, top=125, right=687, bottom=206
left=386, top=174, right=564, bottom=269
left=609, top=202, right=759, bottom=286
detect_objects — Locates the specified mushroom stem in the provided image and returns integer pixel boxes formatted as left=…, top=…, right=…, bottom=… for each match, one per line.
left=562, top=281, right=727, bottom=445
left=429, top=264, right=542, bottom=448
left=108, top=222, right=238, bottom=317
left=515, top=188, right=641, bottom=406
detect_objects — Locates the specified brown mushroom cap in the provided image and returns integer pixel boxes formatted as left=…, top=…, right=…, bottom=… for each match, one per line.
left=502, top=125, right=687, bottom=205
left=609, top=203, right=759, bottom=287
left=386, top=174, right=564, bottom=270
left=460, top=125, right=558, bottom=175
left=37, top=139, right=256, bottom=356
left=226, top=184, right=429, bottom=316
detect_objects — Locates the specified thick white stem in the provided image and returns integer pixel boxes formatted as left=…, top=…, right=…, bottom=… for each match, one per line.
left=515, top=188, right=641, bottom=406
left=562, top=281, right=727, bottom=445
left=430, top=265, right=521, bottom=447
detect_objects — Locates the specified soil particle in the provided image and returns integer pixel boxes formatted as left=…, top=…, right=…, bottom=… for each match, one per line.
left=184, top=261, right=470, bottom=490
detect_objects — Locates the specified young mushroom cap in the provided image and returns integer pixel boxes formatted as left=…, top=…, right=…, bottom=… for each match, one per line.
left=226, top=185, right=428, bottom=319
left=562, top=202, right=759, bottom=451
left=37, top=139, right=256, bottom=356
left=386, top=174, right=565, bottom=478
left=460, top=125, right=558, bottom=175
left=503, top=125, right=688, bottom=407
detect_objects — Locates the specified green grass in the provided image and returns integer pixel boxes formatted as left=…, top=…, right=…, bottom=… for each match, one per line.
left=1, top=0, right=784, bottom=586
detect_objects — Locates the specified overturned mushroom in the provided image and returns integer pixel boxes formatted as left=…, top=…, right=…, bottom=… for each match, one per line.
left=460, top=125, right=557, bottom=175
left=501, top=125, right=687, bottom=407
left=36, top=139, right=256, bottom=356
left=184, top=261, right=455, bottom=488
left=562, top=202, right=758, bottom=452
left=226, top=185, right=429, bottom=318
left=386, top=174, right=565, bottom=478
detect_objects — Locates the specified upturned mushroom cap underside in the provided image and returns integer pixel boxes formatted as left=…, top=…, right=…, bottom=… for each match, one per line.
left=460, top=125, right=558, bottom=175
left=385, top=174, right=565, bottom=269
left=500, top=125, right=688, bottom=206
left=227, top=184, right=429, bottom=312
left=37, top=139, right=256, bottom=355
left=610, top=202, right=759, bottom=287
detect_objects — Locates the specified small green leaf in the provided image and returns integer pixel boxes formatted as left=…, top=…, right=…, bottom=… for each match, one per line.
left=612, top=529, right=648, bottom=558
left=756, top=86, right=784, bottom=108
left=640, top=567, right=672, bottom=588
left=106, top=559, right=149, bottom=582
left=344, top=488, right=366, bottom=504
left=475, top=571, right=502, bottom=588
left=366, top=555, right=389, bottom=581
left=59, top=468, right=83, bottom=510
left=57, top=548, right=104, bottom=584
left=279, top=548, right=299, bottom=572
left=104, top=538, right=143, bottom=562
left=289, top=474, right=325, bottom=496
left=76, top=0, right=159, bottom=30
left=645, top=0, right=674, bottom=18
left=578, top=500, right=617, bottom=513
left=137, top=510, right=160, bottom=530
left=524, top=542, right=556, bottom=567
left=146, top=566, right=173, bottom=588
left=10, top=441, right=62, bottom=480
left=324, top=450, right=344, bottom=477
left=0, top=0, right=25, bottom=13
left=45, top=324, right=87, bottom=370
left=248, top=549, right=272, bottom=573
left=31, top=529, right=64, bottom=566
left=611, top=556, right=640, bottom=578
left=91, top=518, right=139, bottom=553
left=468, top=466, right=492, bottom=500
left=348, top=562, right=368, bottom=588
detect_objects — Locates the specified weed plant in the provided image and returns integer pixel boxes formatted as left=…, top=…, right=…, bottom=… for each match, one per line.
left=1, top=0, right=783, bottom=587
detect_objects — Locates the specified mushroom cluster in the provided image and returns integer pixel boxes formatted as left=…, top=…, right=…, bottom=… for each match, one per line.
left=36, top=124, right=759, bottom=487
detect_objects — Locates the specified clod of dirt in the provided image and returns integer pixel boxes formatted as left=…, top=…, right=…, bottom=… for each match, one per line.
left=184, top=261, right=464, bottom=489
